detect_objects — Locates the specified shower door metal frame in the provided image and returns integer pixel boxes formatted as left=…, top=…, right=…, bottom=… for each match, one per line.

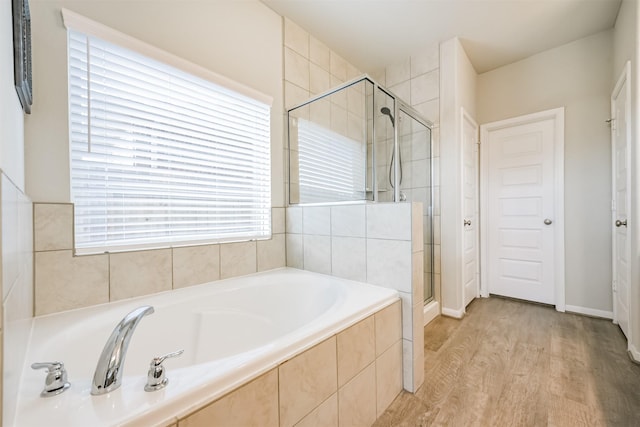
left=394, top=99, right=435, bottom=303
left=287, top=76, right=375, bottom=206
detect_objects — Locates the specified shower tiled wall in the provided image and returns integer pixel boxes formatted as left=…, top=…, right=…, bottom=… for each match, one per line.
left=1, top=172, right=34, bottom=426
left=285, top=202, right=424, bottom=392
left=283, top=18, right=361, bottom=109
left=372, top=45, right=441, bottom=304
left=32, top=204, right=286, bottom=316
left=283, top=18, right=363, bottom=203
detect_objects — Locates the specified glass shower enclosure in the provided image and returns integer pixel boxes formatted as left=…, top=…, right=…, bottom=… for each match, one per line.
left=287, top=75, right=435, bottom=303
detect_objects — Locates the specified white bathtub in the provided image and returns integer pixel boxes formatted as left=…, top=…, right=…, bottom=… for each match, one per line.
left=15, top=268, right=399, bottom=426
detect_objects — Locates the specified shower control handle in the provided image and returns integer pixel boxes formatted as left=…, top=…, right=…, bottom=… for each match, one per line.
left=615, top=219, right=627, bottom=227
left=463, top=219, right=471, bottom=226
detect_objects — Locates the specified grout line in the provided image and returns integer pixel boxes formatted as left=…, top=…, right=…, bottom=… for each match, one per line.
left=217, top=243, right=222, bottom=281
left=107, top=252, right=111, bottom=302
left=276, top=364, right=281, bottom=426
left=364, top=204, right=368, bottom=282
left=329, top=206, right=333, bottom=276
left=170, top=247, right=175, bottom=290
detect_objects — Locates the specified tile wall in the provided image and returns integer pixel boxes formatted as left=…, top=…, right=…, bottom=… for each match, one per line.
left=372, top=46, right=442, bottom=304
left=284, top=16, right=441, bottom=310
left=283, top=18, right=363, bottom=202
left=173, top=301, right=402, bottom=427
left=283, top=20, right=429, bottom=390
left=283, top=18, right=361, bottom=111
left=32, top=203, right=286, bottom=316
left=1, top=172, right=34, bottom=426
left=285, top=202, right=424, bottom=392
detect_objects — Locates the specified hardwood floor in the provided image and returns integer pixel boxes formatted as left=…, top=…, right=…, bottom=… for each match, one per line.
left=374, top=297, right=640, bottom=426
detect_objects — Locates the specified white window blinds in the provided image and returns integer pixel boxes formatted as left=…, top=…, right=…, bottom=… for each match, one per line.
left=297, top=119, right=366, bottom=203
left=68, top=29, right=271, bottom=253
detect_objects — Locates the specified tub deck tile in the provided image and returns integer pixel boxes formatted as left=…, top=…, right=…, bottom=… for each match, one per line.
left=279, top=337, right=338, bottom=427
left=179, top=369, right=278, bottom=427
left=337, top=316, right=375, bottom=387
left=294, top=393, right=338, bottom=427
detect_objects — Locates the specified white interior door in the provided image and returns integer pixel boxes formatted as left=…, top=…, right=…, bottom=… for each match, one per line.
left=462, top=109, right=479, bottom=307
left=481, top=109, right=564, bottom=306
left=612, top=61, right=631, bottom=339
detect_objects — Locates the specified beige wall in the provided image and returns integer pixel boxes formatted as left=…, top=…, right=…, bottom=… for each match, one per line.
left=0, top=0, right=25, bottom=188
left=477, top=30, right=613, bottom=312
left=26, top=0, right=284, bottom=207
left=439, top=38, right=478, bottom=316
left=1, top=2, right=34, bottom=425
left=613, top=0, right=640, bottom=359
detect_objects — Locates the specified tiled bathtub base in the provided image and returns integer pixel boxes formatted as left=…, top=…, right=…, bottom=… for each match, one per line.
left=172, top=301, right=403, bottom=427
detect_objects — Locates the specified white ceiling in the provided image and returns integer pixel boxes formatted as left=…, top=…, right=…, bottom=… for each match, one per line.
left=261, top=0, right=622, bottom=74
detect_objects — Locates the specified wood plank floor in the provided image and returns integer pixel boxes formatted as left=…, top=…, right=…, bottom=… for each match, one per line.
left=374, top=297, right=640, bottom=427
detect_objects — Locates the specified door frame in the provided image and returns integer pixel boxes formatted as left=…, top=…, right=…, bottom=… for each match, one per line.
left=479, top=107, right=566, bottom=312
left=611, top=60, right=632, bottom=335
left=461, top=108, right=480, bottom=307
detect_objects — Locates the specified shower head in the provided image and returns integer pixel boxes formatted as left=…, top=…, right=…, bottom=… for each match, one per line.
left=380, top=107, right=395, bottom=127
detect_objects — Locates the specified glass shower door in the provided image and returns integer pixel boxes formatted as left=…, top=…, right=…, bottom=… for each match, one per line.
left=397, top=107, right=434, bottom=303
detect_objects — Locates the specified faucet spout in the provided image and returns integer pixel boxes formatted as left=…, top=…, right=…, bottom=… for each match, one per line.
left=91, top=305, right=154, bottom=395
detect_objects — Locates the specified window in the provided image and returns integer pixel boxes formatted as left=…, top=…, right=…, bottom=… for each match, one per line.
left=66, top=20, right=271, bottom=253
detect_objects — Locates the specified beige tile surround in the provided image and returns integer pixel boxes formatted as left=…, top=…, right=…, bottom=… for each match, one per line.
left=283, top=17, right=362, bottom=205
left=377, top=47, right=442, bottom=305
left=177, top=301, right=402, bottom=427
left=179, top=369, right=279, bottom=427
left=286, top=202, right=424, bottom=393
left=1, top=173, right=34, bottom=427
left=33, top=203, right=286, bottom=316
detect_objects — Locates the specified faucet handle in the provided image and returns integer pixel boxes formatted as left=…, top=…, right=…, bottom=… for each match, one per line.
left=31, top=362, right=71, bottom=397
left=152, top=349, right=184, bottom=366
left=145, top=349, right=184, bottom=392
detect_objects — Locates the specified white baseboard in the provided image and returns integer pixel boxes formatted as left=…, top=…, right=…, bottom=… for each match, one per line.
left=441, top=306, right=464, bottom=319
left=565, top=305, right=613, bottom=319
left=423, top=301, right=440, bottom=326
left=629, top=343, right=640, bottom=363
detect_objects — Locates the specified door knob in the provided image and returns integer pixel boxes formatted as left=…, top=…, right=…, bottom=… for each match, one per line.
left=464, top=219, right=471, bottom=226
left=615, top=219, right=627, bottom=227
left=544, top=219, right=552, bottom=225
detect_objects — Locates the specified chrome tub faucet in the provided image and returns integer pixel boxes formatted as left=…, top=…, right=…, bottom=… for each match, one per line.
left=91, top=306, right=154, bottom=395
